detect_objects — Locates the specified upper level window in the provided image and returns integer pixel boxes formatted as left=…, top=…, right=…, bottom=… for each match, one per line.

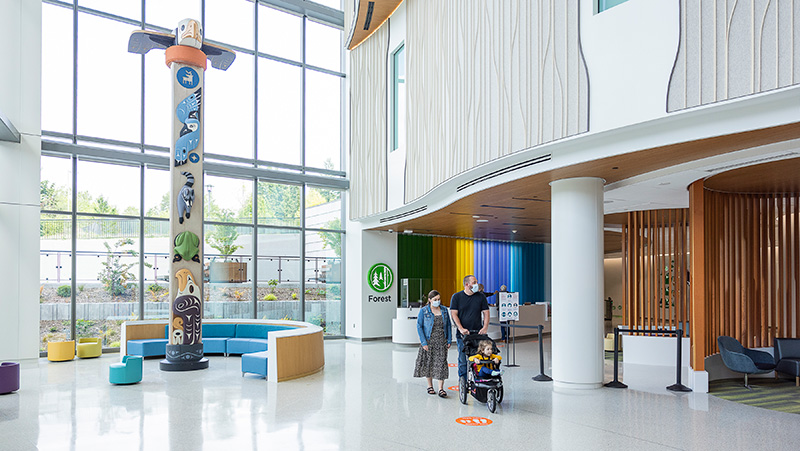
left=392, top=43, right=405, bottom=152
left=598, top=0, right=629, bottom=13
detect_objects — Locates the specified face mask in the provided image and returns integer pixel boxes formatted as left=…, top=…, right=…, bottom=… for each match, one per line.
left=430, top=300, right=440, bottom=308
left=471, top=284, right=480, bottom=293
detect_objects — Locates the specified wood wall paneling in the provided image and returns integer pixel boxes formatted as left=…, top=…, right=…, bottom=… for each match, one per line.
left=623, top=209, right=691, bottom=338
left=698, top=189, right=800, bottom=359
left=275, top=331, right=325, bottom=382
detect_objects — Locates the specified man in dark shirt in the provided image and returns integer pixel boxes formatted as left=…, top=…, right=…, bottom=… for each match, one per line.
left=450, top=275, right=490, bottom=379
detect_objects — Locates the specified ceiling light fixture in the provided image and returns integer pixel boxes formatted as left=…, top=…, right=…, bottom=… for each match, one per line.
left=512, top=230, right=517, bottom=233
left=472, top=215, right=480, bottom=218
left=403, top=229, right=413, bottom=234
left=476, top=219, right=489, bottom=223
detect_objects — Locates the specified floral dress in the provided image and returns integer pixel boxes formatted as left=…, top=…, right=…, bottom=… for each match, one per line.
left=413, top=314, right=449, bottom=380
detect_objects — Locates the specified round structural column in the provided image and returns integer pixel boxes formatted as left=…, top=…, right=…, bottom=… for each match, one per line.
left=550, top=177, right=604, bottom=391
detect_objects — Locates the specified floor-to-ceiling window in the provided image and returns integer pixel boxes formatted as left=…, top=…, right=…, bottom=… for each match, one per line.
left=39, top=0, right=346, bottom=353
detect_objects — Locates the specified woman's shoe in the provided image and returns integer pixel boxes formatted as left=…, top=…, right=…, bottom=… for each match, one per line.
left=427, top=387, right=436, bottom=395
left=438, top=389, right=448, bottom=398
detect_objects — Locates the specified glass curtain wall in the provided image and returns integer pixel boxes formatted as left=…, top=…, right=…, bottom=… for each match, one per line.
left=39, top=0, right=346, bottom=352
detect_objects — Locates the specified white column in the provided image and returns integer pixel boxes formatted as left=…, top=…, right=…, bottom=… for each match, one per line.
left=0, top=0, right=41, bottom=361
left=550, top=177, right=604, bottom=391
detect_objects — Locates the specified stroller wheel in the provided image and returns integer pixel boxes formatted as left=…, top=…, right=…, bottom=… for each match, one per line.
left=459, top=376, right=467, bottom=405
left=487, top=389, right=497, bottom=413
left=497, top=386, right=504, bottom=404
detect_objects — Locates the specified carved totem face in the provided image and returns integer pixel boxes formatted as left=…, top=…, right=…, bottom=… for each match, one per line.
left=176, top=18, right=203, bottom=49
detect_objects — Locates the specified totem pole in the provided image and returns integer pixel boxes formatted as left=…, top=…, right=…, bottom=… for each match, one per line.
left=128, top=20, right=235, bottom=371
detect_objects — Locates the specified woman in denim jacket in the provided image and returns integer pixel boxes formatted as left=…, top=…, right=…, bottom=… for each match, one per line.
left=413, top=290, right=452, bottom=397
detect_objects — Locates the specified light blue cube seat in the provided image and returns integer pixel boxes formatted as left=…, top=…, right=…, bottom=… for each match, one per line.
left=109, top=355, right=143, bottom=385
left=241, top=351, right=269, bottom=377
left=126, top=338, right=167, bottom=357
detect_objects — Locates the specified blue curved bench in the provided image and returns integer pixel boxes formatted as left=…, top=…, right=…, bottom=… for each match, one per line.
left=125, top=323, right=294, bottom=357
left=122, top=320, right=324, bottom=381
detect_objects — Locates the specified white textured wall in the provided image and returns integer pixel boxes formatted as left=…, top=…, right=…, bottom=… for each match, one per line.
left=668, top=0, right=800, bottom=111
left=349, top=24, right=388, bottom=220
left=343, top=226, right=397, bottom=339
left=404, top=0, right=589, bottom=203
left=0, top=0, right=42, bottom=360
left=581, top=0, right=679, bottom=132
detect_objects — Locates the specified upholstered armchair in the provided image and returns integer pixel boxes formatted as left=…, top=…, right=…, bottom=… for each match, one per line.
left=47, top=341, right=75, bottom=362
left=77, top=338, right=102, bottom=359
left=604, top=333, right=621, bottom=352
left=0, top=362, right=20, bottom=394
left=109, top=355, right=143, bottom=385
left=774, top=338, right=800, bottom=387
left=717, top=336, right=776, bottom=388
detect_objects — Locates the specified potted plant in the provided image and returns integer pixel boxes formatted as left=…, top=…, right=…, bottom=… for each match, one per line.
left=206, top=210, right=247, bottom=283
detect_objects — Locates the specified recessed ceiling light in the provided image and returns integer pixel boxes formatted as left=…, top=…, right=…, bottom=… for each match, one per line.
left=476, top=219, right=489, bottom=223
left=403, top=229, right=413, bottom=234
left=472, top=215, right=480, bottom=218
left=512, top=230, right=517, bottom=233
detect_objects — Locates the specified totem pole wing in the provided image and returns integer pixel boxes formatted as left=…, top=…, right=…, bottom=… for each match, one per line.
left=201, top=42, right=236, bottom=71
left=128, top=30, right=175, bottom=54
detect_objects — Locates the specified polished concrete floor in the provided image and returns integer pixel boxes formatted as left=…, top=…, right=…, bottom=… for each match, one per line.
left=1, top=338, right=799, bottom=450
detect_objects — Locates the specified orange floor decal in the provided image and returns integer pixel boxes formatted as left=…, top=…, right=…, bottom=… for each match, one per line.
left=456, top=417, right=493, bottom=426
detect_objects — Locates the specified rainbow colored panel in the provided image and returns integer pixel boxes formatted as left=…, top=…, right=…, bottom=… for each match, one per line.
left=398, top=236, right=550, bottom=304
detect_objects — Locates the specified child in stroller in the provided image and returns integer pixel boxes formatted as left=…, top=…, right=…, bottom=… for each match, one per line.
left=468, top=340, right=505, bottom=378
left=459, top=333, right=504, bottom=413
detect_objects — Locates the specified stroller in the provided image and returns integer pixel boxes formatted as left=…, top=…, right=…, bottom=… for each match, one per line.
left=458, top=333, right=504, bottom=413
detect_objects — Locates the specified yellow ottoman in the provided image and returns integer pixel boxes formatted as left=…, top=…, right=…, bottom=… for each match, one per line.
left=47, top=340, right=75, bottom=361
left=77, top=337, right=102, bottom=359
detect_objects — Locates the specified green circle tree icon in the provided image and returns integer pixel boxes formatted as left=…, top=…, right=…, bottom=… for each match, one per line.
left=367, top=263, right=393, bottom=292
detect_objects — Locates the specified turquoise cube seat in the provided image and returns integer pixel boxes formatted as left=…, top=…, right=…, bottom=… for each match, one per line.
left=109, top=355, right=143, bottom=385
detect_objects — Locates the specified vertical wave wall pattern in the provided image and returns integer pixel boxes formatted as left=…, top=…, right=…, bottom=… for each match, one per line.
left=349, top=23, right=389, bottom=219
left=668, top=0, right=800, bottom=111
left=398, top=235, right=550, bottom=306
left=405, top=0, right=588, bottom=203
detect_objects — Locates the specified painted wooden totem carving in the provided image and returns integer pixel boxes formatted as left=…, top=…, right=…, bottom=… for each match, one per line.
left=128, top=19, right=235, bottom=371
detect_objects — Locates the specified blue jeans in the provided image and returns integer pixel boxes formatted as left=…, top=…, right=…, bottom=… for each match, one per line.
left=477, top=367, right=496, bottom=378
left=457, top=335, right=467, bottom=379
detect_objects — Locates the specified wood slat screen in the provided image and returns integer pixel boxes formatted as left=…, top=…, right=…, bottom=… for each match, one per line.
left=623, top=209, right=690, bottom=334
left=702, top=190, right=800, bottom=356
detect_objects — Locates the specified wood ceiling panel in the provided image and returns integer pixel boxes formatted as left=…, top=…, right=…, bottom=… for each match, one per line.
left=372, top=123, right=800, bottom=249
left=346, top=0, right=404, bottom=50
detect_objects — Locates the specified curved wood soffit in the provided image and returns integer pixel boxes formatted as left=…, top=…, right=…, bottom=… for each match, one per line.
left=370, top=123, right=800, bottom=244
left=346, top=0, right=404, bottom=50
left=703, top=157, right=800, bottom=195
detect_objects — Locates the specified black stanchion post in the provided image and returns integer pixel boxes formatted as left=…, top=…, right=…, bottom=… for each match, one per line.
left=604, top=326, right=627, bottom=388
left=666, top=328, right=692, bottom=392
left=533, top=324, right=552, bottom=382
left=505, top=320, right=520, bottom=367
